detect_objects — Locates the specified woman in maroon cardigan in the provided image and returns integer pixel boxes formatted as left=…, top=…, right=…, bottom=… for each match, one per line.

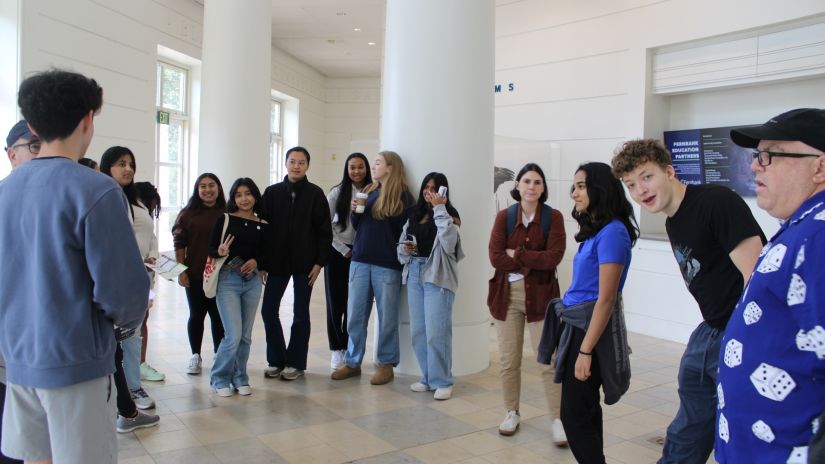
left=487, top=162, right=566, bottom=442
left=172, top=173, right=227, bottom=375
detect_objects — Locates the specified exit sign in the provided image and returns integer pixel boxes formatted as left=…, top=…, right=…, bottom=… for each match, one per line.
left=156, top=110, right=170, bottom=125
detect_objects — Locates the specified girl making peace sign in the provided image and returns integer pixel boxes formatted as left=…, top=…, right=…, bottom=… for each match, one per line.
left=208, top=178, right=269, bottom=397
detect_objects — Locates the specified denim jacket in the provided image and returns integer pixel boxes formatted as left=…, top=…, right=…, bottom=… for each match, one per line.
left=398, top=204, right=464, bottom=293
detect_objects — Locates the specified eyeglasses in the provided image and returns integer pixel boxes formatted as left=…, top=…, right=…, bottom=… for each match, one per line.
left=751, top=150, right=822, bottom=167
left=11, top=140, right=41, bottom=154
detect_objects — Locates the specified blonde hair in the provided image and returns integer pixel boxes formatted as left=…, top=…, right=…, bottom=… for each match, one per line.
left=366, top=151, right=409, bottom=220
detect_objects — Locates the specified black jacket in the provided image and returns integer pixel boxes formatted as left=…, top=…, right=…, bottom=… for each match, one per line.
left=260, top=176, right=332, bottom=275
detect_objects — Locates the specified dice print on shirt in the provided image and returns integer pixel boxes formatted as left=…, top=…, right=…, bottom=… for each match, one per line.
left=750, top=363, right=796, bottom=401
left=743, top=302, right=762, bottom=325
left=787, top=446, right=808, bottom=464
left=718, top=412, right=730, bottom=443
left=717, top=382, right=725, bottom=409
left=757, top=244, right=786, bottom=273
left=794, top=245, right=804, bottom=269
left=751, top=420, right=775, bottom=443
left=724, top=339, right=743, bottom=368
left=807, top=326, right=825, bottom=360
left=786, top=273, right=806, bottom=306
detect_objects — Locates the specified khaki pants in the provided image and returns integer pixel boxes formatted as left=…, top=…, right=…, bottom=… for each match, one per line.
left=494, top=279, right=561, bottom=416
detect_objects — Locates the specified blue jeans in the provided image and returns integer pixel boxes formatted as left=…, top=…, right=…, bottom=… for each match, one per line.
left=407, top=257, right=454, bottom=388
left=121, top=324, right=143, bottom=391
left=261, top=273, right=313, bottom=371
left=659, top=322, right=721, bottom=464
left=211, top=269, right=262, bottom=389
left=344, top=261, right=401, bottom=367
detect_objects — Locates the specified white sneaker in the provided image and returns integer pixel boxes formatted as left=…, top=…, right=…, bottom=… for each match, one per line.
left=264, top=366, right=283, bottom=378
left=330, top=350, right=345, bottom=372
left=434, top=386, right=453, bottom=401
left=498, top=410, right=520, bottom=436
left=186, top=353, right=202, bottom=375
left=410, top=382, right=429, bottom=392
left=214, top=387, right=234, bottom=397
left=236, top=385, right=252, bottom=396
left=552, top=418, right=568, bottom=446
left=280, top=367, right=304, bottom=380
left=130, top=388, right=156, bottom=410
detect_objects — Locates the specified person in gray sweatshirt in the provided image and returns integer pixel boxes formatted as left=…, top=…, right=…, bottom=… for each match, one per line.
left=0, top=70, right=150, bottom=464
left=398, top=172, right=464, bottom=401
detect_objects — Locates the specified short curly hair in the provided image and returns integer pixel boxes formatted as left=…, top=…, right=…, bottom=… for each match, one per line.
left=18, top=69, right=103, bottom=142
left=611, top=139, right=672, bottom=177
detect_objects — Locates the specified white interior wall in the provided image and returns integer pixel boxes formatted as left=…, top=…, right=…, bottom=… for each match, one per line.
left=321, top=77, right=381, bottom=192
left=493, top=0, right=825, bottom=342
left=11, top=0, right=334, bottom=193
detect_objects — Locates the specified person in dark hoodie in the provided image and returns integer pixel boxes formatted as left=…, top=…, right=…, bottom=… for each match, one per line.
left=259, top=146, right=332, bottom=380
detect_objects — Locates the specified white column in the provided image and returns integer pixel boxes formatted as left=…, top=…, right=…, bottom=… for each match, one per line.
left=199, top=0, right=271, bottom=191
left=381, top=0, right=495, bottom=375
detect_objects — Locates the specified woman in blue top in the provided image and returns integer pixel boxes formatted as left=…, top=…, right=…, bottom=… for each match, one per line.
left=208, top=178, right=269, bottom=397
left=560, top=162, right=639, bottom=463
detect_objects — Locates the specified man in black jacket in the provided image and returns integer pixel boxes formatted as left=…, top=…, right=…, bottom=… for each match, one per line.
left=260, top=146, right=332, bottom=380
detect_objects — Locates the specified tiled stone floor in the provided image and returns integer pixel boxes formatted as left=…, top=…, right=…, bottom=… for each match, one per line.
left=119, top=276, right=694, bottom=464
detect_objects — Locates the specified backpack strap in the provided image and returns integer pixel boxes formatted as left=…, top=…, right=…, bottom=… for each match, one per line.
left=506, top=203, right=552, bottom=243
left=505, top=203, right=519, bottom=238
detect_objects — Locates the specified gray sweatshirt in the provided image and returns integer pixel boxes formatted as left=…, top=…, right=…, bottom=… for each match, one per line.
left=398, top=204, right=464, bottom=293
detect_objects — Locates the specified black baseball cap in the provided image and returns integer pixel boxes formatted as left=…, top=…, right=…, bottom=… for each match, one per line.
left=5, top=120, right=35, bottom=150
left=730, top=108, right=825, bottom=153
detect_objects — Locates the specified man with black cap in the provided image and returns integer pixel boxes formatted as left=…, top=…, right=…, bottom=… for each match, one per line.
left=5, top=120, right=39, bottom=169
left=0, top=121, right=34, bottom=464
left=715, top=108, right=825, bottom=463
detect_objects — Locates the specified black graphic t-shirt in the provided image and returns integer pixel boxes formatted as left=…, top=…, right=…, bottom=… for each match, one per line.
left=665, top=184, right=766, bottom=328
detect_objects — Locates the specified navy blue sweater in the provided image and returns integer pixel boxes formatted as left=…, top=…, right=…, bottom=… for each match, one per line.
left=351, top=189, right=414, bottom=270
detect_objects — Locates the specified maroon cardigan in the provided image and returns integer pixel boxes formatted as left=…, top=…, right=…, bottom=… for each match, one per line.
left=487, top=204, right=566, bottom=322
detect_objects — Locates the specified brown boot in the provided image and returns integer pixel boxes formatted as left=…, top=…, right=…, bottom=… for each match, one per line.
left=370, top=364, right=394, bottom=385
left=331, top=365, right=361, bottom=380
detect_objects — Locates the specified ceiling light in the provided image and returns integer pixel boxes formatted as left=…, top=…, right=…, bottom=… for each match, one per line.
left=367, top=42, right=376, bottom=46
left=336, top=12, right=347, bottom=16
left=353, top=28, right=361, bottom=32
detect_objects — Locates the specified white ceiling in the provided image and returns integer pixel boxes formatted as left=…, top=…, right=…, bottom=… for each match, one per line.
left=270, top=0, right=385, bottom=78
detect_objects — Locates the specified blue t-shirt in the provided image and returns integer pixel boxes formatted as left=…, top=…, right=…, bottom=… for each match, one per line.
left=563, top=219, right=632, bottom=306
left=715, top=190, right=825, bottom=464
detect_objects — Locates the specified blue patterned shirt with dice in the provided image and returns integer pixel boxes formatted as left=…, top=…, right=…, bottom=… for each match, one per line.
left=715, top=190, right=825, bottom=464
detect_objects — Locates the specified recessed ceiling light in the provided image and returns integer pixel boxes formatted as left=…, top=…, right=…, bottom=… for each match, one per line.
left=336, top=12, right=347, bottom=16
left=353, top=28, right=361, bottom=32
left=367, top=42, right=376, bottom=46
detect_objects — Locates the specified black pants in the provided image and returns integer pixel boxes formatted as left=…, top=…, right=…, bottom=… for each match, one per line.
left=114, top=343, right=137, bottom=418
left=185, top=280, right=224, bottom=354
left=324, top=246, right=350, bottom=351
left=560, top=327, right=606, bottom=464
left=0, top=381, right=23, bottom=464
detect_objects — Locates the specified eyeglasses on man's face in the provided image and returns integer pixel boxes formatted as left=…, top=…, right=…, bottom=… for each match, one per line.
left=11, top=140, right=41, bottom=154
left=751, top=150, right=822, bottom=167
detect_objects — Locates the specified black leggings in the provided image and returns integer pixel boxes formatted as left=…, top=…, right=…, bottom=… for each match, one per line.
left=185, top=280, right=224, bottom=354
left=324, top=246, right=350, bottom=351
left=114, top=343, right=137, bottom=418
left=560, top=327, right=606, bottom=464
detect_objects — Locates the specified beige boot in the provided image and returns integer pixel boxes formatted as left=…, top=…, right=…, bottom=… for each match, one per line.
left=331, top=365, right=361, bottom=380
left=370, top=364, right=394, bottom=385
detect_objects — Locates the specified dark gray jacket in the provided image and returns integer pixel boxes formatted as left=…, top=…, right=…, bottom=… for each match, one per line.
left=537, top=297, right=631, bottom=405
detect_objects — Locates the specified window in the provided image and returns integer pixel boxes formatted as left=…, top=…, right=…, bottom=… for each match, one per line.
left=269, top=100, right=283, bottom=185
left=155, top=61, right=190, bottom=251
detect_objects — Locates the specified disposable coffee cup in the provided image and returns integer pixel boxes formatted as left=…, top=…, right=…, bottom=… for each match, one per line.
left=355, top=192, right=368, bottom=213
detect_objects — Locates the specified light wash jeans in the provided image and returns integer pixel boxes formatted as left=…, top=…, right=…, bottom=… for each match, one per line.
left=406, top=257, right=454, bottom=388
left=121, top=324, right=143, bottom=391
left=211, top=269, right=262, bottom=389
left=344, top=261, right=401, bottom=367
